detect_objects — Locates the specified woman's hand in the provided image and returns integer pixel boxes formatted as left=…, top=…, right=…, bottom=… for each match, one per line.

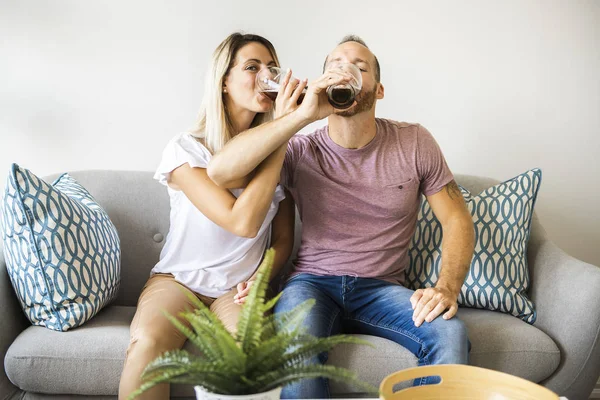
left=274, top=69, right=307, bottom=119
left=234, top=280, right=254, bottom=304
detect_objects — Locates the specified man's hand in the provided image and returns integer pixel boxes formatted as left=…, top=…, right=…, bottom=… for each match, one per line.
left=410, top=286, right=459, bottom=327
left=233, top=280, right=254, bottom=305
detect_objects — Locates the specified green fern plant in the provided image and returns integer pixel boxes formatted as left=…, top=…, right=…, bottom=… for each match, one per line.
left=129, top=248, right=378, bottom=398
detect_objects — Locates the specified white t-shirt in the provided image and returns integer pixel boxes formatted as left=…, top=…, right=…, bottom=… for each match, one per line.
left=152, top=132, right=286, bottom=298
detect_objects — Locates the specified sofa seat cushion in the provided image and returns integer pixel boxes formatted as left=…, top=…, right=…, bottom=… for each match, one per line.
left=458, top=308, right=560, bottom=381
left=5, top=306, right=133, bottom=396
left=5, top=306, right=560, bottom=396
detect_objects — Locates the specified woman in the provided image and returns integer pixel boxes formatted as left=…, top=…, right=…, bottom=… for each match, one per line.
left=119, top=33, right=301, bottom=400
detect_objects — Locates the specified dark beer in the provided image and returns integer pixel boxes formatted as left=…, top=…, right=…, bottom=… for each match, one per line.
left=260, top=86, right=355, bottom=109
left=260, top=90, right=306, bottom=104
left=261, top=90, right=279, bottom=101
left=327, top=87, right=355, bottom=109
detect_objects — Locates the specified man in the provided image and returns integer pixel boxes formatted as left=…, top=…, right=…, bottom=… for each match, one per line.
left=208, top=35, right=475, bottom=398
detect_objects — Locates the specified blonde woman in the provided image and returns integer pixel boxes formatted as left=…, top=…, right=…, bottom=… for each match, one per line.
left=119, top=33, right=300, bottom=400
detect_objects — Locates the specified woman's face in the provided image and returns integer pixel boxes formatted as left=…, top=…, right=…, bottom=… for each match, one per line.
left=223, top=42, right=277, bottom=114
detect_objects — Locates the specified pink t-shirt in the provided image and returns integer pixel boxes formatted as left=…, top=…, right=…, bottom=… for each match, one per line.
left=281, top=119, right=454, bottom=284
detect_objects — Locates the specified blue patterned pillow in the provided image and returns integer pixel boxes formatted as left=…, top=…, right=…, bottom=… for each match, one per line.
left=0, top=164, right=120, bottom=331
left=406, top=169, right=541, bottom=324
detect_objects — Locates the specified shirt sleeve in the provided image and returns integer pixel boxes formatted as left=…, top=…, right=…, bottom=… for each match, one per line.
left=280, top=134, right=310, bottom=188
left=416, top=125, right=454, bottom=196
left=153, top=133, right=212, bottom=186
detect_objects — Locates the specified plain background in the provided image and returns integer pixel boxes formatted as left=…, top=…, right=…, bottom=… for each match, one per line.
left=1, top=0, right=599, bottom=271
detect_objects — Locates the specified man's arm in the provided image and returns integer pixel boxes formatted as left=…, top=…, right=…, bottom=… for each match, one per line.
left=410, top=180, right=475, bottom=327
left=266, top=191, right=295, bottom=280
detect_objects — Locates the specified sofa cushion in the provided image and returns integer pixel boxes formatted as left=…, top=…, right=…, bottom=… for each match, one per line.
left=456, top=308, right=560, bottom=382
left=0, top=164, right=121, bottom=331
left=406, top=169, right=541, bottom=324
left=5, top=305, right=560, bottom=396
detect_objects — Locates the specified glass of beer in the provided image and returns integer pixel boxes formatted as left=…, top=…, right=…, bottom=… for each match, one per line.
left=256, top=67, right=306, bottom=104
left=324, top=62, right=362, bottom=109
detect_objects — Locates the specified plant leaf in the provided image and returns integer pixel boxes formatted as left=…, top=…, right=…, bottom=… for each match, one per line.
left=141, top=349, right=206, bottom=376
left=236, top=248, right=274, bottom=353
left=260, top=298, right=315, bottom=342
left=130, top=364, right=234, bottom=399
left=162, top=311, right=223, bottom=362
left=262, top=291, right=282, bottom=313
left=275, top=335, right=374, bottom=370
left=246, top=330, right=299, bottom=373
left=181, top=313, right=246, bottom=372
left=253, top=364, right=378, bottom=395
left=181, top=288, right=238, bottom=345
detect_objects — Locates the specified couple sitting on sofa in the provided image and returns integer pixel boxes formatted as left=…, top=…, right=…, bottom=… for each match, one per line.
left=118, top=32, right=475, bottom=400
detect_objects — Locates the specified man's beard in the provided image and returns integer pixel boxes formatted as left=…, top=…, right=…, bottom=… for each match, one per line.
left=336, top=85, right=377, bottom=117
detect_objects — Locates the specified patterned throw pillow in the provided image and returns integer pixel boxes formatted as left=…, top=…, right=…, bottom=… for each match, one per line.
left=0, top=164, right=120, bottom=331
left=406, top=169, right=541, bottom=324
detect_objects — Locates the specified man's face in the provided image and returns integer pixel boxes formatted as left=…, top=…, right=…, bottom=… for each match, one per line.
left=324, top=42, right=382, bottom=117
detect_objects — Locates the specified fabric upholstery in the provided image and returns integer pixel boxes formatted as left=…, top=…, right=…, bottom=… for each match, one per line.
left=5, top=305, right=559, bottom=396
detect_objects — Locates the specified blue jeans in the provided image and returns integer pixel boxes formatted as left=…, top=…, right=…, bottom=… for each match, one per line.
left=274, top=274, right=470, bottom=399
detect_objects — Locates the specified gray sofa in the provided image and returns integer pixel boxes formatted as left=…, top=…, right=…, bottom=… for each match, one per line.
left=2, top=170, right=600, bottom=400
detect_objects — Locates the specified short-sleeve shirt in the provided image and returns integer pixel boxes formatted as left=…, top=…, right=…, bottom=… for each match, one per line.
left=281, top=119, right=453, bottom=284
left=152, top=132, right=285, bottom=297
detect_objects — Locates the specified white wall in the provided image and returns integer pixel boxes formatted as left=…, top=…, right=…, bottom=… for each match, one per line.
left=1, top=0, right=599, bottom=268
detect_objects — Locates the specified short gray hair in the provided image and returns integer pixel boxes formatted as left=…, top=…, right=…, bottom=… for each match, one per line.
left=338, top=35, right=368, bottom=47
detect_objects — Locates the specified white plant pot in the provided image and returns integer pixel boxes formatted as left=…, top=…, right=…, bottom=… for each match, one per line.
left=194, top=386, right=282, bottom=400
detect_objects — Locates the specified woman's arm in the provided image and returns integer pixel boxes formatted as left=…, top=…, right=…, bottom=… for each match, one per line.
left=169, top=143, right=287, bottom=238
left=207, top=112, right=307, bottom=188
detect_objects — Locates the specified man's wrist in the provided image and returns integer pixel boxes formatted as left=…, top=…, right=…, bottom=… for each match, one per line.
left=435, top=280, right=461, bottom=298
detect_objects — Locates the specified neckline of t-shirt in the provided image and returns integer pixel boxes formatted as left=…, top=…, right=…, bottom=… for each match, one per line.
left=321, top=119, right=382, bottom=155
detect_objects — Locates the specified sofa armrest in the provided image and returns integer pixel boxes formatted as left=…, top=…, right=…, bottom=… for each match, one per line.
left=528, top=228, right=600, bottom=400
left=0, top=245, right=28, bottom=398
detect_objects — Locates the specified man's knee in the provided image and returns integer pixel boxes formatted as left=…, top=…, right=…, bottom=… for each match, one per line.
left=275, top=280, right=342, bottom=339
left=418, top=316, right=469, bottom=351
left=425, top=312, right=466, bottom=333
left=425, top=316, right=470, bottom=364
left=440, top=316, right=468, bottom=338
left=275, top=280, right=319, bottom=313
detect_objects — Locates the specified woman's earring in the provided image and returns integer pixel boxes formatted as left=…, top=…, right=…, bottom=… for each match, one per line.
left=223, top=88, right=227, bottom=93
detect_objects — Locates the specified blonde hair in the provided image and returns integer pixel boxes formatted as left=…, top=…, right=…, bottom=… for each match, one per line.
left=191, top=33, right=280, bottom=154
